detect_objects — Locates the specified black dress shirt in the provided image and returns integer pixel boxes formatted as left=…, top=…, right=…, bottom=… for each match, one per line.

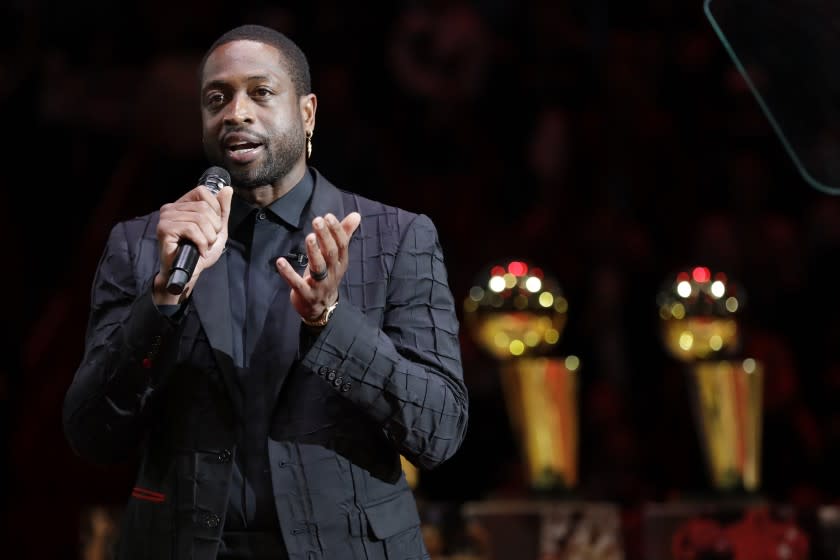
left=159, top=171, right=314, bottom=547
left=222, top=169, right=314, bottom=535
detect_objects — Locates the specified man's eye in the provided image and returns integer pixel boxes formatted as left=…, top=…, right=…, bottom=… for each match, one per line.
left=254, top=88, right=272, bottom=97
left=206, top=93, right=225, bottom=105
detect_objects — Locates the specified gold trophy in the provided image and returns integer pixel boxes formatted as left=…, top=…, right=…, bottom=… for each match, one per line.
left=464, top=260, right=579, bottom=491
left=657, top=266, right=763, bottom=492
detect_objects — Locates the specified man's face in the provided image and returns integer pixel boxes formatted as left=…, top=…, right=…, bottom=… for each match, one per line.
left=200, top=40, right=306, bottom=188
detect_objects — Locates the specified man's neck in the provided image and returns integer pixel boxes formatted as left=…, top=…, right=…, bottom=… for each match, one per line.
left=234, top=160, right=307, bottom=208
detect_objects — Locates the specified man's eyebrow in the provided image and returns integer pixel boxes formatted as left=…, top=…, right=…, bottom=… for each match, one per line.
left=202, top=75, right=274, bottom=92
left=202, top=80, right=228, bottom=93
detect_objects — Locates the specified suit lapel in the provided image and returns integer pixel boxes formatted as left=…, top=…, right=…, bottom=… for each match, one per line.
left=268, top=168, right=347, bottom=400
left=191, top=250, right=243, bottom=419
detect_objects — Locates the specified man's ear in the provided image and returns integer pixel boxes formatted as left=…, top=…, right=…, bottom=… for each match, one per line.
left=301, top=93, right=317, bottom=130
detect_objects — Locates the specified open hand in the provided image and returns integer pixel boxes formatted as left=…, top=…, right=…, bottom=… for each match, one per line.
left=275, top=212, right=361, bottom=323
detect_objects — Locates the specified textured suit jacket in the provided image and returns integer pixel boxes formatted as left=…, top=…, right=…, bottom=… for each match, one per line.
left=63, top=168, right=469, bottom=559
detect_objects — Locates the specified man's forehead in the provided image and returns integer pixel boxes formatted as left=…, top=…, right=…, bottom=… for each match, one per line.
left=205, top=40, right=282, bottom=67
left=202, top=41, right=288, bottom=82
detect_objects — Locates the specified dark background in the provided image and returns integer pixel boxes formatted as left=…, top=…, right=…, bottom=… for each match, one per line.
left=5, top=0, right=840, bottom=558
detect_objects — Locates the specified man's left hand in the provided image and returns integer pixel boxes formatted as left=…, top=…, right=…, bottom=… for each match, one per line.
left=275, top=212, right=361, bottom=323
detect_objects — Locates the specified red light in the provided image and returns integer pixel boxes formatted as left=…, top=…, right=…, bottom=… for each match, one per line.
left=490, top=266, right=505, bottom=277
left=508, top=261, right=528, bottom=276
left=692, top=266, right=711, bottom=283
left=676, top=271, right=690, bottom=282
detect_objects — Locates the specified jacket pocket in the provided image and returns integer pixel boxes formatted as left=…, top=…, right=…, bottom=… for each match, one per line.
left=363, top=492, right=427, bottom=559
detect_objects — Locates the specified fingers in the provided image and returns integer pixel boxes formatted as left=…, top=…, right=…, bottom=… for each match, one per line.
left=305, top=233, right=327, bottom=280
left=159, top=205, right=219, bottom=255
left=341, top=212, right=362, bottom=235
left=301, top=212, right=360, bottom=282
left=307, top=217, right=334, bottom=283
left=281, top=212, right=363, bottom=285
left=338, top=212, right=361, bottom=262
left=276, top=257, right=312, bottom=295
left=312, top=212, right=361, bottom=270
left=169, top=221, right=215, bottom=255
left=179, top=184, right=223, bottom=214
left=217, top=185, right=234, bottom=223
left=277, top=212, right=361, bottom=322
left=158, top=185, right=228, bottom=256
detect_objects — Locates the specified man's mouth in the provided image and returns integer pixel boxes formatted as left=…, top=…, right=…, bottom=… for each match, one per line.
left=223, top=136, right=264, bottom=164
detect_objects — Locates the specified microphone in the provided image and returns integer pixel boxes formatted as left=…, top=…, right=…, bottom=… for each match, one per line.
left=165, top=166, right=231, bottom=295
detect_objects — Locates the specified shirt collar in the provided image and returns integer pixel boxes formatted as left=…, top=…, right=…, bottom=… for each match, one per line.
left=228, top=168, right=314, bottom=232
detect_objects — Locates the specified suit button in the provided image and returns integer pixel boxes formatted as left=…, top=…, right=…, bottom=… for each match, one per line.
left=203, top=513, right=220, bottom=529
left=341, top=383, right=351, bottom=392
left=216, top=449, right=232, bottom=463
left=326, top=370, right=337, bottom=382
left=318, top=366, right=330, bottom=377
left=332, top=376, right=343, bottom=388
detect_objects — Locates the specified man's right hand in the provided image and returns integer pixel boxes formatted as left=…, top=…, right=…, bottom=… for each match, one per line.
left=153, top=184, right=233, bottom=305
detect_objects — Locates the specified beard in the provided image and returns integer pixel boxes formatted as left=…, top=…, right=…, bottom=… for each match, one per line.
left=205, top=118, right=306, bottom=189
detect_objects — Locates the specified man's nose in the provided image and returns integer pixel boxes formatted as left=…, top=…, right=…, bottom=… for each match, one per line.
left=223, top=92, right=254, bottom=125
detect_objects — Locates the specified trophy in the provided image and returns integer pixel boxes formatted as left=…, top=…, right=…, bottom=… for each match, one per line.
left=657, top=266, right=763, bottom=492
left=464, top=259, right=579, bottom=491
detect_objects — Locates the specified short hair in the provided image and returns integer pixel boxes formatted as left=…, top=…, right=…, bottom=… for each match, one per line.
left=199, top=24, right=311, bottom=96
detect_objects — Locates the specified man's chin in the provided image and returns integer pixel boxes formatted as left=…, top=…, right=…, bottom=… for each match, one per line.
left=229, top=167, right=277, bottom=190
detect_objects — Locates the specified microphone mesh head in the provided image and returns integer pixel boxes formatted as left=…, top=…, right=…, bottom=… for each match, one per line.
left=198, top=166, right=231, bottom=194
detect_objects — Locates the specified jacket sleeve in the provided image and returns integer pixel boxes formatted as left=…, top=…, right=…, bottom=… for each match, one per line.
left=63, top=220, right=181, bottom=464
left=297, top=213, right=468, bottom=470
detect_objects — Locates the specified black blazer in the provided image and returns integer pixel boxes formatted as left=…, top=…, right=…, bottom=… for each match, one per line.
left=63, top=168, right=469, bottom=559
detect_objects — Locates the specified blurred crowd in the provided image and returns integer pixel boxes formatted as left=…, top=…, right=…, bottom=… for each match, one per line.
left=5, top=0, right=840, bottom=558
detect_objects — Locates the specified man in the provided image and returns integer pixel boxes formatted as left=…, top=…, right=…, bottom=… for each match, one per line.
left=63, top=24, right=468, bottom=560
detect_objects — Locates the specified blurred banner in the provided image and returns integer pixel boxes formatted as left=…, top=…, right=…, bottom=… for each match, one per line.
left=705, top=0, right=840, bottom=194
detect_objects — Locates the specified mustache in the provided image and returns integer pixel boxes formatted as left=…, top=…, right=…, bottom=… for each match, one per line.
left=221, top=126, right=269, bottom=145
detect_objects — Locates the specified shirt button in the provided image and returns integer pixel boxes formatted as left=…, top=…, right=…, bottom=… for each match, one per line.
left=216, top=449, right=232, bottom=463
left=326, top=371, right=337, bottom=382
left=203, top=513, right=220, bottom=529
left=318, top=366, right=331, bottom=377
left=332, top=376, right=343, bottom=388
left=256, top=210, right=266, bottom=221
left=341, top=383, right=352, bottom=392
